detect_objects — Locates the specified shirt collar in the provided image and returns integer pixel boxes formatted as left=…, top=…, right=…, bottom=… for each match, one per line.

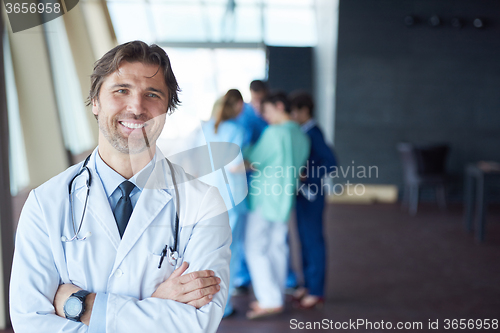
left=301, top=119, right=316, bottom=133
left=95, top=149, right=157, bottom=198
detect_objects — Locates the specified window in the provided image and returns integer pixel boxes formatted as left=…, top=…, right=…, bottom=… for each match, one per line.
left=163, top=47, right=266, bottom=121
left=107, top=0, right=317, bottom=46
left=3, top=30, right=29, bottom=195
left=44, top=18, right=94, bottom=155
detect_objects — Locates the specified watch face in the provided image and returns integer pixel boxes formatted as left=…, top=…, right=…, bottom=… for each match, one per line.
left=65, top=297, right=83, bottom=317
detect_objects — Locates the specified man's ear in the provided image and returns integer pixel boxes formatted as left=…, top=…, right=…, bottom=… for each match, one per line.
left=91, top=98, right=99, bottom=116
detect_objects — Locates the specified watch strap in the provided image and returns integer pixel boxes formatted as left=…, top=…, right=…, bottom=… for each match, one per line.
left=73, top=290, right=90, bottom=300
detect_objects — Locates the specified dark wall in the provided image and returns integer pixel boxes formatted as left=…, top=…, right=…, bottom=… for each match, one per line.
left=335, top=0, right=500, bottom=195
left=267, top=46, right=313, bottom=94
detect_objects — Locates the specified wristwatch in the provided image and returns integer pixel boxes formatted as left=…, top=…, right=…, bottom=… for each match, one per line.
left=63, top=290, right=90, bottom=322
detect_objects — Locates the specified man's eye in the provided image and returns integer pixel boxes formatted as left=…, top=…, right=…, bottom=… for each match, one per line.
left=148, top=93, right=159, bottom=98
left=117, top=89, right=126, bottom=93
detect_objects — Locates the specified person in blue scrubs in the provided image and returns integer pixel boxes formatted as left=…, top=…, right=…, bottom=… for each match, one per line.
left=234, top=80, right=268, bottom=145
left=202, top=89, right=250, bottom=317
left=231, top=80, right=268, bottom=292
left=289, top=92, right=337, bottom=309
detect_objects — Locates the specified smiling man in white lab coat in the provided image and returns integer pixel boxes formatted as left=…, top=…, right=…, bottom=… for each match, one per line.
left=10, top=41, right=231, bottom=333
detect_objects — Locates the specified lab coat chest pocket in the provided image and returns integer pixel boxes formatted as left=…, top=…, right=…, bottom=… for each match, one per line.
left=141, top=252, right=176, bottom=298
left=62, top=232, right=115, bottom=291
left=63, top=241, right=91, bottom=289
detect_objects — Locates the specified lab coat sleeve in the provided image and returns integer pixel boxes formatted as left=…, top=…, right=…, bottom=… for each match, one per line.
left=87, top=292, right=108, bottom=332
left=102, top=186, right=231, bottom=333
left=10, top=190, right=88, bottom=333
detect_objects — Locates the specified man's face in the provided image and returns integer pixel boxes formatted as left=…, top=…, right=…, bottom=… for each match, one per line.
left=290, top=106, right=311, bottom=125
left=250, top=90, right=266, bottom=113
left=262, top=102, right=281, bottom=124
left=92, top=61, right=169, bottom=155
left=250, top=90, right=266, bottom=102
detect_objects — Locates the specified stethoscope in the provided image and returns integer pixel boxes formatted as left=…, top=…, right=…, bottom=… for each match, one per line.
left=62, top=154, right=181, bottom=268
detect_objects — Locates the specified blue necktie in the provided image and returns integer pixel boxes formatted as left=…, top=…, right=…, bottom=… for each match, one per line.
left=113, top=181, right=135, bottom=238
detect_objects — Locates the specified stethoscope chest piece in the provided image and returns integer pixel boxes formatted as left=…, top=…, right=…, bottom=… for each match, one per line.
left=168, top=248, right=179, bottom=267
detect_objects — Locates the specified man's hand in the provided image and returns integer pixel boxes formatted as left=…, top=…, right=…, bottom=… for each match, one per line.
left=54, top=284, right=81, bottom=318
left=53, top=283, right=95, bottom=326
left=152, top=262, right=221, bottom=309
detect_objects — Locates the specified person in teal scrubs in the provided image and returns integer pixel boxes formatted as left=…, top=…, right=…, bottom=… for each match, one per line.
left=243, top=92, right=310, bottom=319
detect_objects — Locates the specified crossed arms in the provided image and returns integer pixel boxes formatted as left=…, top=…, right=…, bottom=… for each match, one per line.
left=52, top=262, right=221, bottom=325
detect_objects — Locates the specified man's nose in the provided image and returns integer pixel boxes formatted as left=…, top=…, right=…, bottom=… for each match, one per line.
left=126, top=94, right=146, bottom=114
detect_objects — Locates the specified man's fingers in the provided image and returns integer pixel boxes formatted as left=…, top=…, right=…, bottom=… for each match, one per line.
left=168, top=262, right=189, bottom=280
left=178, top=284, right=220, bottom=304
left=181, top=276, right=220, bottom=294
left=187, top=294, right=214, bottom=309
left=178, top=269, right=215, bottom=284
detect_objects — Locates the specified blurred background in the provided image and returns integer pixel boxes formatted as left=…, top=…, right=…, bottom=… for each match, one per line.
left=1, top=0, right=500, bottom=331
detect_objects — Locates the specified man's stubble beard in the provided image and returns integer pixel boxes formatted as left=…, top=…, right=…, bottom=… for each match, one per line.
left=97, top=108, right=165, bottom=155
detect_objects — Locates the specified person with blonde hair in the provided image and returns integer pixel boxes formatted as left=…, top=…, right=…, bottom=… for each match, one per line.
left=201, top=89, right=250, bottom=317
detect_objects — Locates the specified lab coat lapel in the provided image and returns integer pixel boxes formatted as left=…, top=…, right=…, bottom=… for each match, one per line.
left=111, top=156, right=174, bottom=273
left=75, top=150, right=121, bottom=250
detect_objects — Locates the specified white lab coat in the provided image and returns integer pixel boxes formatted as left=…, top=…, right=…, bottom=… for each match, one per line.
left=10, top=148, right=231, bottom=333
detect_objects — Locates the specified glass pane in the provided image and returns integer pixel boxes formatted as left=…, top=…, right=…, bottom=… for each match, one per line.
left=194, top=4, right=224, bottom=42
left=162, top=47, right=266, bottom=120
left=265, top=0, right=314, bottom=5
left=163, top=48, right=216, bottom=120
left=107, top=0, right=318, bottom=45
left=235, top=0, right=313, bottom=4
left=44, top=18, right=95, bottom=155
left=3, top=30, right=30, bottom=195
left=152, top=4, right=210, bottom=42
left=150, top=0, right=227, bottom=3
left=213, top=48, right=266, bottom=97
left=233, top=5, right=262, bottom=42
left=151, top=3, right=262, bottom=43
left=108, top=2, right=154, bottom=43
left=265, top=6, right=317, bottom=46
left=105, top=0, right=141, bottom=3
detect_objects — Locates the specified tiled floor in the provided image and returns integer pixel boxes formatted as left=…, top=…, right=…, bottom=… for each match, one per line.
left=219, top=202, right=500, bottom=333
left=3, top=203, right=499, bottom=332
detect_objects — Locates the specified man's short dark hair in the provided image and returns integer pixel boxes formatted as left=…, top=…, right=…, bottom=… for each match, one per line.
left=289, top=91, right=314, bottom=117
left=262, top=91, right=290, bottom=114
left=250, top=80, right=268, bottom=93
left=87, top=40, right=181, bottom=114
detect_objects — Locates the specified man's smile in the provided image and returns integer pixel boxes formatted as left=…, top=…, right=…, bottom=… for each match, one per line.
left=119, top=121, right=146, bottom=129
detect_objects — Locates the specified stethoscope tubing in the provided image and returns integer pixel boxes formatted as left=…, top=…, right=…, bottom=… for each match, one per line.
left=63, top=155, right=180, bottom=266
